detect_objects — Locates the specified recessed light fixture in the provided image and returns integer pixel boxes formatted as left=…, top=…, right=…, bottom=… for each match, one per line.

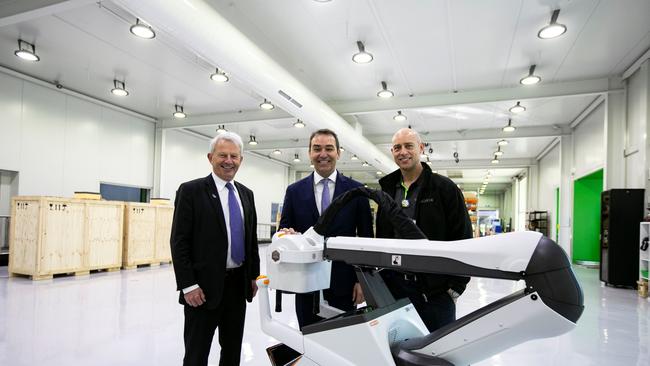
left=14, top=39, right=40, bottom=62
left=376, top=171, right=383, bottom=175
left=259, top=98, right=274, bottom=110
left=351, top=154, right=359, bottom=161
left=432, top=170, right=438, bottom=174
left=352, top=41, right=373, bottom=64
left=520, top=65, right=541, bottom=85
left=173, top=104, right=186, bottom=119
left=248, top=135, right=258, bottom=145
left=340, top=146, right=345, bottom=152
left=502, top=118, right=516, bottom=133
left=293, top=119, right=305, bottom=128
left=538, top=9, right=567, bottom=39
left=362, top=161, right=369, bottom=167
left=509, top=101, right=526, bottom=114
left=393, top=111, right=407, bottom=122
left=293, top=154, right=300, bottom=162
left=491, top=155, right=500, bottom=164
left=129, top=18, right=155, bottom=39
left=210, top=68, right=229, bottom=82
left=110, top=80, right=129, bottom=96
left=273, top=149, right=282, bottom=155
left=216, top=125, right=226, bottom=134
left=377, top=81, right=394, bottom=98
left=494, top=146, right=504, bottom=156
left=497, top=139, right=509, bottom=146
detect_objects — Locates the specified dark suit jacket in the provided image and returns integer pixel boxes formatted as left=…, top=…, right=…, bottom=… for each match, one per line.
left=171, top=175, right=260, bottom=308
left=279, top=171, right=373, bottom=296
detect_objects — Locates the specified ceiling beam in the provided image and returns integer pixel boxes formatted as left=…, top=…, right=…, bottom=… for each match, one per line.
left=161, top=79, right=613, bottom=131
left=570, top=95, right=605, bottom=128
left=0, top=0, right=95, bottom=27
left=239, top=125, right=571, bottom=152
left=162, top=108, right=292, bottom=129
left=428, top=158, right=535, bottom=169
left=329, top=78, right=613, bottom=115
left=367, top=125, right=571, bottom=145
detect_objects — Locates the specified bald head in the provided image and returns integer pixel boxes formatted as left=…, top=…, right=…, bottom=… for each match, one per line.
left=390, top=128, right=424, bottom=174
left=392, top=128, right=422, bottom=145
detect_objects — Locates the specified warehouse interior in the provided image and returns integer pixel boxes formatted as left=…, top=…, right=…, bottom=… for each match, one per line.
left=0, top=0, right=649, bottom=365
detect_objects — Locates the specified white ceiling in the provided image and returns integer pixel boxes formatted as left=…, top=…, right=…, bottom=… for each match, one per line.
left=1, top=0, right=649, bottom=191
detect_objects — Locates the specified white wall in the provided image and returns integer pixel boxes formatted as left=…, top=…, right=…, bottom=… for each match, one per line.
left=537, top=143, right=560, bottom=241
left=160, top=129, right=289, bottom=224
left=573, top=102, right=605, bottom=180
left=478, top=194, right=500, bottom=211
left=0, top=71, right=155, bottom=197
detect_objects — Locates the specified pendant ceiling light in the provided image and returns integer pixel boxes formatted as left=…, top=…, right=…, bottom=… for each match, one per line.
left=538, top=9, right=567, bottom=39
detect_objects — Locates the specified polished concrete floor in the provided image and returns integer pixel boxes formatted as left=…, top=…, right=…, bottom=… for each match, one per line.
left=0, top=246, right=648, bottom=365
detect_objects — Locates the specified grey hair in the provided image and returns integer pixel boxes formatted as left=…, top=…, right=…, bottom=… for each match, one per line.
left=209, top=131, right=244, bottom=154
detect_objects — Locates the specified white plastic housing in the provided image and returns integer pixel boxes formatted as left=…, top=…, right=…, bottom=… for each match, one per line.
left=266, top=228, right=331, bottom=293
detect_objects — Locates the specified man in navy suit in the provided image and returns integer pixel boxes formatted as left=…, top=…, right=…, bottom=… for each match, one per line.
left=280, top=128, right=373, bottom=328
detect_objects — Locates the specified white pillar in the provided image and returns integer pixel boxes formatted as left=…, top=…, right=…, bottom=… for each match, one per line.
left=558, top=135, right=574, bottom=256
left=152, top=120, right=164, bottom=198
left=604, top=90, right=626, bottom=190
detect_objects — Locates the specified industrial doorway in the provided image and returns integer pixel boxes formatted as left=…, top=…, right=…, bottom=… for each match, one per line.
left=572, top=169, right=603, bottom=265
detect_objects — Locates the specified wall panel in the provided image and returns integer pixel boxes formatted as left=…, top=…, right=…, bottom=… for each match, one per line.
left=573, top=103, right=605, bottom=179
left=0, top=72, right=22, bottom=171
left=0, top=71, right=155, bottom=197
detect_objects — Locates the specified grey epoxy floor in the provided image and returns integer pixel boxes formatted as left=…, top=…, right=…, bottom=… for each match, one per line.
left=0, top=246, right=648, bottom=365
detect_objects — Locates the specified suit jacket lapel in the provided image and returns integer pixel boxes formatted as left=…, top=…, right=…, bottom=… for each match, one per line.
left=333, top=171, right=346, bottom=199
left=204, top=175, right=227, bottom=238
left=305, top=173, right=320, bottom=220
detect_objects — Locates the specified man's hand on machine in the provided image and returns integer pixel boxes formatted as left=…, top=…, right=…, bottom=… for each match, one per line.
left=278, top=227, right=298, bottom=235
left=352, top=282, right=365, bottom=305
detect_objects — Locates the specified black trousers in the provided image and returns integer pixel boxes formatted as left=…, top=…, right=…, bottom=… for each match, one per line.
left=384, top=276, right=456, bottom=332
left=295, top=291, right=355, bottom=329
left=183, top=268, right=246, bottom=366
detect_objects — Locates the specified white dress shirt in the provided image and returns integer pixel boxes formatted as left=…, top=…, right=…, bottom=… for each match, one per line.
left=313, top=170, right=337, bottom=215
left=182, top=173, right=244, bottom=294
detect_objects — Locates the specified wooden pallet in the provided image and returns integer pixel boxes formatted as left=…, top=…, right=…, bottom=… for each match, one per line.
left=9, top=270, right=90, bottom=281
left=122, top=262, right=161, bottom=270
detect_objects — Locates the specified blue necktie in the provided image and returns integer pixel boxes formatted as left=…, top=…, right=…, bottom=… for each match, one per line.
left=226, top=182, right=245, bottom=265
left=321, top=178, right=331, bottom=214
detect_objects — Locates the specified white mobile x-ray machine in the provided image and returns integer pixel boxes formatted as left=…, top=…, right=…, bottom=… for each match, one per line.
left=257, top=188, right=583, bottom=365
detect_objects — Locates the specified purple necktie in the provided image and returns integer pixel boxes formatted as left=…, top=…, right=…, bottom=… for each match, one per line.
left=321, top=178, right=331, bottom=214
left=226, top=182, right=245, bottom=265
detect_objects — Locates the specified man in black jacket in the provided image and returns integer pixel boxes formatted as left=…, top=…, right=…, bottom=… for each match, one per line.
left=377, top=127, right=472, bottom=332
left=171, top=132, right=260, bottom=365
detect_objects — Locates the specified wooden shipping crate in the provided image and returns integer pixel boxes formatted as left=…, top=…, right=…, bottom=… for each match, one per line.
left=85, top=200, right=124, bottom=271
left=122, top=202, right=156, bottom=268
left=154, top=205, right=174, bottom=263
left=9, top=196, right=87, bottom=280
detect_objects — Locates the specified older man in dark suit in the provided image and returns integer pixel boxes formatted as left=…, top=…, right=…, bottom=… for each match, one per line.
left=280, top=128, right=373, bottom=328
left=171, top=131, right=260, bottom=366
